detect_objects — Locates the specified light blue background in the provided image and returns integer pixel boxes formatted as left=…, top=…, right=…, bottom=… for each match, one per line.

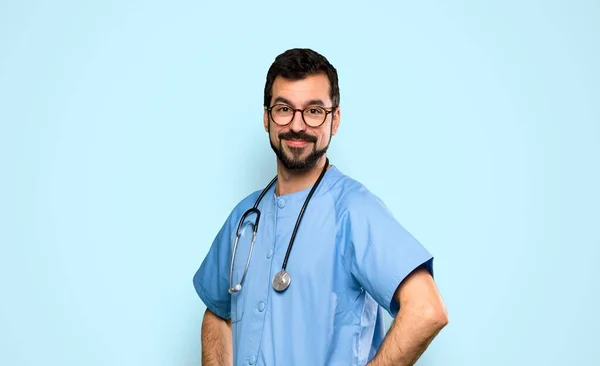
left=1, top=0, right=598, bottom=365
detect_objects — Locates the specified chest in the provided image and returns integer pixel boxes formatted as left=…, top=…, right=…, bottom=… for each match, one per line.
left=231, top=198, right=349, bottom=296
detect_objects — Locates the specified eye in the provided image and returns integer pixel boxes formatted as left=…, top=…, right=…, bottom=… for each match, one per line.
left=307, top=107, right=324, bottom=115
left=275, top=105, right=290, bottom=112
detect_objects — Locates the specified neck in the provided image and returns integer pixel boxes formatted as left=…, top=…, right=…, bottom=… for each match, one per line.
left=275, top=156, right=329, bottom=196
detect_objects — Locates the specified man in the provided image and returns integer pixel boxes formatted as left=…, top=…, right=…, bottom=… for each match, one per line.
left=193, top=48, right=448, bottom=366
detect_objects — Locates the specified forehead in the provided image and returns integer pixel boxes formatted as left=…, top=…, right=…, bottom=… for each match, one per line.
left=271, top=73, right=331, bottom=106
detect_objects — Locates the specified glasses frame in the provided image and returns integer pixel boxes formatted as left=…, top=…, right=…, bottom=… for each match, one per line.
left=266, top=103, right=336, bottom=127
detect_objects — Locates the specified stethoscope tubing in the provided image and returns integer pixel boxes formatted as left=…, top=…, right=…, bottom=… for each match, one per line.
left=228, top=158, right=329, bottom=294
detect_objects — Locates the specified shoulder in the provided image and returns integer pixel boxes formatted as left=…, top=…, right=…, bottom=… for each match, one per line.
left=325, top=166, right=392, bottom=220
left=225, top=188, right=264, bottom=222
left=207, top=186, right=267, bottom=245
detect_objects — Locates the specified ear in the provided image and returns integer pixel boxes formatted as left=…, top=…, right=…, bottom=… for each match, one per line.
left=263, top=108, right=269, bottom=132
left=331, top=107, right=341, bottom=136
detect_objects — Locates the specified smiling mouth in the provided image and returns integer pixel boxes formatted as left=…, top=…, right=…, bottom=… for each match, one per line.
left=284, top=139, right=311, bottom=147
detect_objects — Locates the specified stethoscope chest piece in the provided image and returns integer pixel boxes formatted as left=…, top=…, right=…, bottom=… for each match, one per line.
left=272, top=270, right=291, bottom=292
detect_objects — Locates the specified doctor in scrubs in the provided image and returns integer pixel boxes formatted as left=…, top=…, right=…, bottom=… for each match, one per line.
left=193, top=48, right=448, bottom=366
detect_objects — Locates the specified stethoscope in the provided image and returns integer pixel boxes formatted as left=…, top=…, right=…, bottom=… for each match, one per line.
left=228, top=158, right=330, bottom=294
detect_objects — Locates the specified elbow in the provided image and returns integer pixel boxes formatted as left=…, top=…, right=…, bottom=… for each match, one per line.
left=435, top=307, right=449, bottom=330
left=424, top=303, right=449, bottom=331
left=430, top=307, right=450, bottom=331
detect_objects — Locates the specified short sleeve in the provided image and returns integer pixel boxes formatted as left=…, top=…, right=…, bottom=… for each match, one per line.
left=344, top=192, right=433, bottom=317
left=192, top=213, right=235, bottom=320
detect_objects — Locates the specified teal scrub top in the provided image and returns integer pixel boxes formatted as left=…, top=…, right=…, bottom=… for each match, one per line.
left=193, top=165, right=433, bottom=366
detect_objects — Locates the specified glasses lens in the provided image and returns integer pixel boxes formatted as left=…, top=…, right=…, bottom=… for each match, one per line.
left=271, top=104, right=293, bottom=125
left=303, top=106, right=326, bottom=126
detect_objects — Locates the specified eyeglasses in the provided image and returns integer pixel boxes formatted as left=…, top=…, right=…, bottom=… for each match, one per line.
left=266, top=104, right=335, bottom=127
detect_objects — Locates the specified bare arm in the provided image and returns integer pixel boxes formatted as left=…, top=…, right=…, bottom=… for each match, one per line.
left=368, top=266, right=449, bottom=366
left=201, top=308, right=233, bottom=366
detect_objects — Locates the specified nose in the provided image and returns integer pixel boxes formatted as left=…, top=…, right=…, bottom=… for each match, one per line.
left=289, top=110, right=307, bottom=132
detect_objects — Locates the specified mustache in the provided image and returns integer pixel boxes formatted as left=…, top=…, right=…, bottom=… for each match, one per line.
left=278, top=131, right=317, bottom=143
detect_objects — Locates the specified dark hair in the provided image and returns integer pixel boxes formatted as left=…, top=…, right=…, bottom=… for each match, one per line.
left=263, top=48, right=340, bottom=109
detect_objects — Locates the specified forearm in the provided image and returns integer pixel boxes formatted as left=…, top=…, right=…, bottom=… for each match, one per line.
left=368, top=303, right=448, bottom=366
left=201, top=308, right=233, bottom=366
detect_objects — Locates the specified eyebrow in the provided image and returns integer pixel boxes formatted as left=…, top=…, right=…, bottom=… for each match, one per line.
left=272, top=96, right=326, bottom=108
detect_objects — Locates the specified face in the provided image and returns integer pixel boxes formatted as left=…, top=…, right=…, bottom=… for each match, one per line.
left=264, top=73, right=340, bottom=171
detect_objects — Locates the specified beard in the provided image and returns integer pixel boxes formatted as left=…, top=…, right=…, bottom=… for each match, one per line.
left=269, top=126, right=331, bottom=171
